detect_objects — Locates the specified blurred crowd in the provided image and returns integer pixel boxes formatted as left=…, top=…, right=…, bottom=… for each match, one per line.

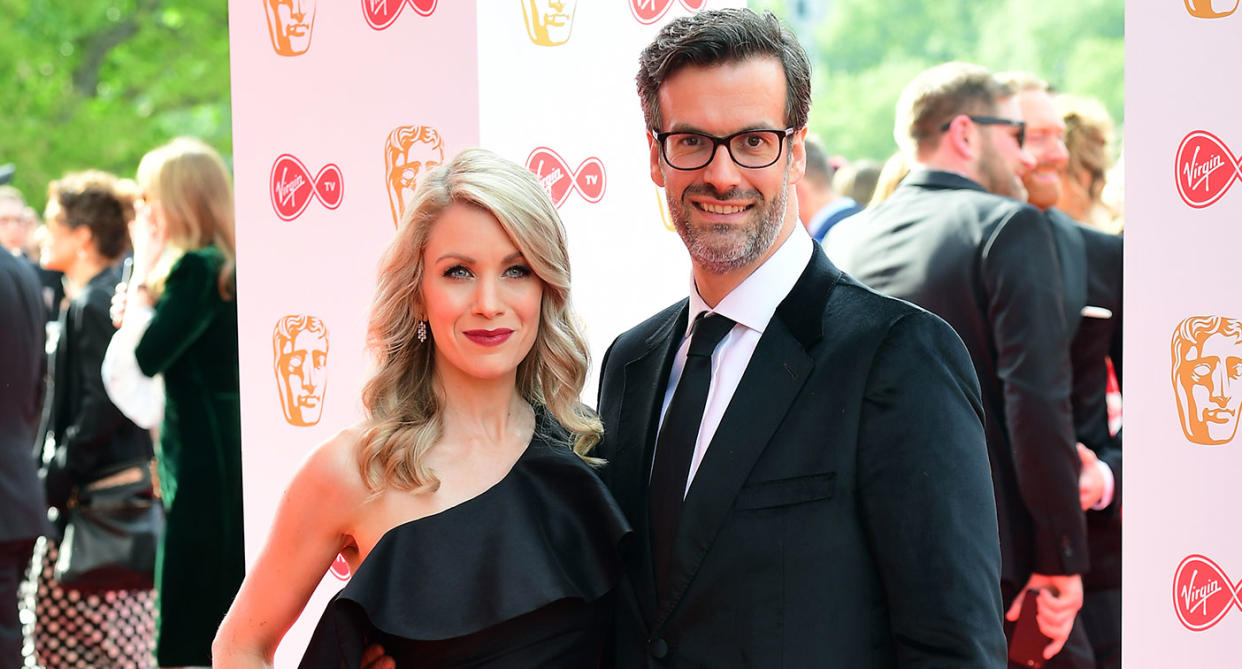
left=1, top=138, right=242, bottom=669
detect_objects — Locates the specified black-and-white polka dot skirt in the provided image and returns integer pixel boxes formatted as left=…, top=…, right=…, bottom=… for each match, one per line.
left=19, top=537, right=156, bottom=668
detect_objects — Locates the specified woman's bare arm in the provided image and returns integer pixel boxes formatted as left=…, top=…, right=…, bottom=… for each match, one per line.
left=212, top=427, right=369, bottom=668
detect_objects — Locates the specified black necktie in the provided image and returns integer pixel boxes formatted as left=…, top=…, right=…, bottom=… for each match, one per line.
left=649, top=311, right=735, bottom=602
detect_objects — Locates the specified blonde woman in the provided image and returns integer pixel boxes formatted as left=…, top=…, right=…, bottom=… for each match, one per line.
left=213, top=148, right=628, bottom=668
left=115, top=137, right=243, bottom=668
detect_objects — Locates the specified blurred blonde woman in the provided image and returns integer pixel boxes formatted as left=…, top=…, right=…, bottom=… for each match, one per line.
left=213, top=148, right=628, bottom=668
left=1055, top=94, right=1121, bottom=234
left=116, top=137, right=243, bottom=668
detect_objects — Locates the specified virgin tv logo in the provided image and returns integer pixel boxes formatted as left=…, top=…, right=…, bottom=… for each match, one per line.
left=525, top=147, right=606, bottom=209
left=630, top=0, right=706, bottom=25
left=1175, top=131, right=1242, bottom=208
left=363, top=0, right=437, bottom=30
left=1173, top=555, right=1242, bottom=630
left=269, top=154, right=343, bottom=221
left=1186, top=0, right=1239, bottom=18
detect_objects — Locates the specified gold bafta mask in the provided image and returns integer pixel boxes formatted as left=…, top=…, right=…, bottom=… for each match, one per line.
left=273, top=314, right=329, bottom=427
left=264, top=0, right=317, bottom=56
left=522, top=0, right=578, bottom=46
left=1172, top=315, right=1242, bottom=445
left=384, top=125, right=445, bottom=226
left=1185, top=0, right=1240, bottom=18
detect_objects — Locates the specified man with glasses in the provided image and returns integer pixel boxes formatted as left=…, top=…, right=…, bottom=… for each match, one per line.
left=999, top=71, right=1124, bottom=669
left=595, top=13, right=1006, bottom=667
left=828, top=62, right=1090, bottom=667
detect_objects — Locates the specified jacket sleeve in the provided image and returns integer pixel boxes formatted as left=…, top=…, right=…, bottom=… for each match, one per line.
left=47, top=289, right=131, bottom=502
left=135, top=251, right=222, bottom=377
left=982, top=207, right=1088, bottom=575
left=857, top=310, right=1007, bottom=667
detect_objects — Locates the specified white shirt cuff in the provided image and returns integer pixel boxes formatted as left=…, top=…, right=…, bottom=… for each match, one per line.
left=1090, top=460, right=1115, bottom=511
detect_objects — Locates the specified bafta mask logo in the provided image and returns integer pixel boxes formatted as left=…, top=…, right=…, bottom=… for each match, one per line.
left=1173, top=555, right=1242, bottom=631
left=273, top=314, right=329, bottom=427
left=1186, top=0, right=1239, bottom=18
left=522, top=0, right=577, bottom=46
left=363, top=0, right=437, bottom=30
left=264, top=0, right=317, bottom=56
left=1175, top=130, right=1241, bottom=208
left=629, top=0, right=706, bottom=25
left=270, top=154, right=343, bottom=221
left=524, top=147, right=606, bottom=209
left=1172, top=315, right=1242, bottom=446
left=655, top=186, right=675, bottom=232
left=385, top=125, right=445, bottom=226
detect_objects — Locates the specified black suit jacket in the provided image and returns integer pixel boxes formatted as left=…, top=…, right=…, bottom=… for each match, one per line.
left=1047, top=209, right=1123, bottom=591
left=39, top=265, right=153, bottom=511
left=595, top=247, right=1006, bottom=667
left=0, top=251, right=49, bottom=543
left=827, top=169, right=1088, bottom=586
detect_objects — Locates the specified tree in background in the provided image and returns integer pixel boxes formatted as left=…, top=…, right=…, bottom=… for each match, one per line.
left=755, top=0, right=1123, bottom=165
left=0, top=0, right=231, bottom=213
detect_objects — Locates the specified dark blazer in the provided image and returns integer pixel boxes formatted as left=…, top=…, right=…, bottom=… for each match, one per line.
left=596, top=247, right=1006, bottom=667
left=826, top=169, right=1088, bottom=587
left=0, top=251, right=49, bottom=543
left=1047, top=209, right=1123, bottom=591
left=39, top=265, right=153, bottom=510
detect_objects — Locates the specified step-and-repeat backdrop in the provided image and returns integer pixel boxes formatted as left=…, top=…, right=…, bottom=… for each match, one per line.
left=228, top=0, right=737, bottom=662
left=1126, top=2, right=1242, bottom=666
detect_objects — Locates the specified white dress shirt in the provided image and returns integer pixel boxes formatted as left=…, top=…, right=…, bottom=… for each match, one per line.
left=656, top=223, right=813, bottom=497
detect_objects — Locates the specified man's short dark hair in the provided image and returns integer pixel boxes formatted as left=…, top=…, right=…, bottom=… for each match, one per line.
left=802, top=138, right=834, bottom=187
left=636, top=8, right=811, bottom=133
left=47, top=170, right=131, bottom=261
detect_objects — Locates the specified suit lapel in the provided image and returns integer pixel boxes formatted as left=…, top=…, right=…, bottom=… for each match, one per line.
left=614, top=303, right=687, bottom=625
left=1047, top=209, right=1087, bottom=332
left=653, top=250, right=840, bottom=628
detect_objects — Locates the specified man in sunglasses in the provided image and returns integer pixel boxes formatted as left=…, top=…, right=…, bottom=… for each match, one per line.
left=594, top=13, right=1006, bottom=668
left=827, top=62, right=1090, bottom=667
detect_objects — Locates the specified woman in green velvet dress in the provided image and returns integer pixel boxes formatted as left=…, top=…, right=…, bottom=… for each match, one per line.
left=120, top=137, right=243, bottom=668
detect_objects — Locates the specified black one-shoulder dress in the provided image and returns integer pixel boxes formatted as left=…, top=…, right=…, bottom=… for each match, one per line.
left=299, top=418, right=630, bottom=668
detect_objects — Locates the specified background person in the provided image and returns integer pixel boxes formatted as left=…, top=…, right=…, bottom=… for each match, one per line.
left=114, top=137, right=242, bottom=669
left=213, top=148, right=628, bottom=668
left=0, top=220, right=47, bottom=669
left=793, top=138, right=862, bottom=241
left=28, top=170, right=156, bottom=669
left=828, top=62, right=1089, bottom=666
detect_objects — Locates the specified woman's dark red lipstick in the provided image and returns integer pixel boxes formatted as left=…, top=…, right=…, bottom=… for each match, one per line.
left=463, top=328, right=514, bottom=346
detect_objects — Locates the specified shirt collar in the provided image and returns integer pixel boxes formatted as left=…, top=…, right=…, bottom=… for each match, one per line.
left=686, top=222, right=812, bottom=338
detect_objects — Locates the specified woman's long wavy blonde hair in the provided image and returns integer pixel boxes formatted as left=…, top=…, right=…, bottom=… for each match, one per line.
left=137, top=137, right=237, bottom=300
left=359, top=147, right=602, bottom=492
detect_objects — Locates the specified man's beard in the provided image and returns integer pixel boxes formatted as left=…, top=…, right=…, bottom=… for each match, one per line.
left=665, top=169, right=788, bottom=275
left=977, top=134, right=1028, bottom=202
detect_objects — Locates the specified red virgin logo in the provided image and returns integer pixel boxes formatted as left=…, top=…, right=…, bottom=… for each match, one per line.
left=629, top=0, right=706, bottom=25
left=1173, top=555, right=1242, bottom=630
left=330, top=553, right=351, bottom=580
left=525, top=147, right=606, bottom=209
left=363, top=0, right=437, bottom=30
left=270, top=154, right=343, bottom=221
left=1175, top=131, right=1241, bottom=208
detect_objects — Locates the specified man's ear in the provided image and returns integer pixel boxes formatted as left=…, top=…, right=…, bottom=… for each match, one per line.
left=945, top=116, right=977, bottom=161
left=648, top=131, right=666, bottom=188
left=788, top=126, right=809, bottom=185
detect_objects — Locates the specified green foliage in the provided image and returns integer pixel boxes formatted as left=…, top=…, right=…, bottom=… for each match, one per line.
left=0, top=0, right=231, bottom=213
left=757, top=0, right=1124, bottom=163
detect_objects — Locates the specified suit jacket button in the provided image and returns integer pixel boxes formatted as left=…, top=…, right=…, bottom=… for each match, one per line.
left=648, top=638, right=669, bottom=659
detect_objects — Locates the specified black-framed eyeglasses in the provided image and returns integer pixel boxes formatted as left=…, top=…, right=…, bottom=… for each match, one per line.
left=652, top=127, right=795, bottom=170
left=940, top=115, right=1026, bottom=148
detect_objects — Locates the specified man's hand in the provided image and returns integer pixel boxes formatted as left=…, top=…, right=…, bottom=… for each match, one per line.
left=361, top=642, right=394, bottom=669
left=1005, top=572, right=1084, bottom=660
left=1077, top=443, right=1105, bottom=511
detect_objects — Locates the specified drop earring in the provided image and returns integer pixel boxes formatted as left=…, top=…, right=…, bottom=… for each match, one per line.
left=416, top=321, right=427, bottom=343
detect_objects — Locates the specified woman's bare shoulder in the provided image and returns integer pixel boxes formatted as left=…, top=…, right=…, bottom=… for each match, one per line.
left=292, top=422, right=373, bottom=508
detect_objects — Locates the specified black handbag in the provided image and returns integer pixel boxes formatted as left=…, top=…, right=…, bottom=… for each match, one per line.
left=55, top=461, right=164, bottom=591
